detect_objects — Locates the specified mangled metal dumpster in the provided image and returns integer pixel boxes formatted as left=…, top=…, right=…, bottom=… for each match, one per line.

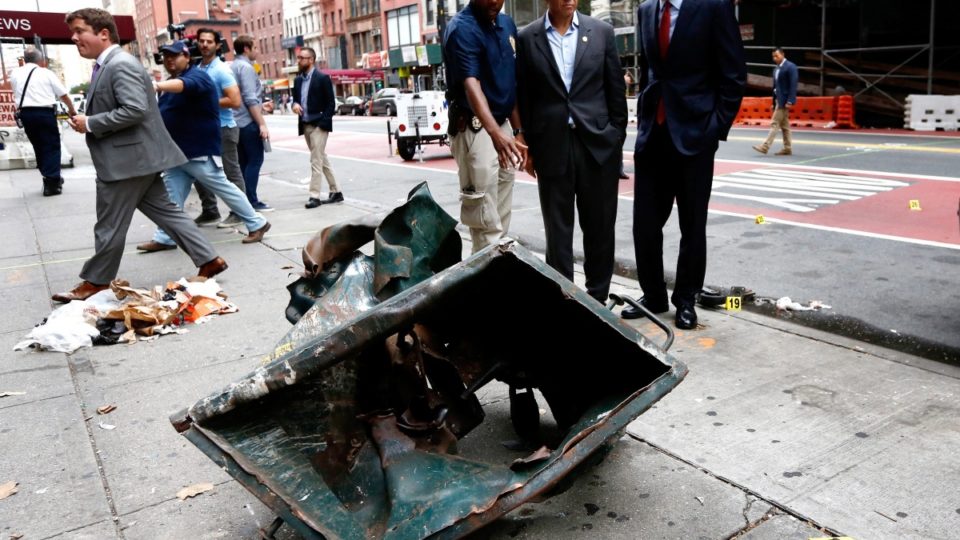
left=170, top=182, right=687, bottom=539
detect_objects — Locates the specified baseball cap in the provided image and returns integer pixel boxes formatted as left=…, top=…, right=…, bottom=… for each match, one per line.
left=159, top=40, right=190, bottom=55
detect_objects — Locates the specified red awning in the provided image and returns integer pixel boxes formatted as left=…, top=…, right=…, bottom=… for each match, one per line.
left=0, top=10, right=136, bottom=45
left=322, top=69, right=377, bottom=84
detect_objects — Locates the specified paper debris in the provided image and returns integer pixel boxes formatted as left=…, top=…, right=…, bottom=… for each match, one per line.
left=177, top=483, right=214, bottom=500
left=98, top=422, right=116, bottom=430
left=10, top=532, right=25, bottom=539
left=97, top=404, right=117, bottom=415
left=775, top=297, right=832, bottom=312
left=695, top=496, right=704, bottom=506
left=0, top=392, right=26, bottom=398
left=0, top=481, right=18, bottom=500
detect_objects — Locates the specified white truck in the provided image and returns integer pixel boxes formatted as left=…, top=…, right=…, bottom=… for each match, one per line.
left=390, top=91, right=449, bottom=161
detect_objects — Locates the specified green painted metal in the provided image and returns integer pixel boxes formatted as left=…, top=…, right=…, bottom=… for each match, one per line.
left=171, top=182, right=687, bottom=539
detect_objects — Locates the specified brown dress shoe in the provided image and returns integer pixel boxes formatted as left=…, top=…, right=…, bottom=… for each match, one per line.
left=197, top=257, right=228, bottom=279
left=242, top=222, right=271, bottom=244
left=752, top=145, right=768, bottom=154
left=52, top=281, right=108, bottom=303
left=137, top=241, right=177, bottom=252
left=775, top=148, right=792, bottom=156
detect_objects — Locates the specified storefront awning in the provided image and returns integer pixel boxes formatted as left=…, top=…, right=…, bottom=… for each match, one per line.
left=0, top=10, right=136, bottom=45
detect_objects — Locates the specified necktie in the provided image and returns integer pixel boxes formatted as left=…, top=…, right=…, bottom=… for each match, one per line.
left=91, top=62, right=101, bottom=85
left=656, top=2, right=671, bottom=125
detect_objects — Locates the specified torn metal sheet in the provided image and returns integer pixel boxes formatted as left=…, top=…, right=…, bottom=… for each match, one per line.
left=171, top=182, right=686, bottom=539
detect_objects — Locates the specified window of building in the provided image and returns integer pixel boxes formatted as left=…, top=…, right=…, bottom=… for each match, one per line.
left=353, top=33, right=362, bottom=57
left=427, top=0, right=434, bottom=25
left=349, top=0, right=357, bottom=18
left=373, top=33, right=382, bottom=52
left=387, top=5, right=419, bottom=48
left=231, top=31, right=238, bottom=42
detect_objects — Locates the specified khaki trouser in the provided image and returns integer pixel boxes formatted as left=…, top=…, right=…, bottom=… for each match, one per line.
left=304, top=124, right=339, bottom=198
left=450, top=120, right=515, bottom=253
left=760, top=106, right=792, bottom=151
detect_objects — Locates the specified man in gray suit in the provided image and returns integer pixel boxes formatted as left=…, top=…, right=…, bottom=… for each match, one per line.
left=54, top=8, right=227, bottom=302
left=515, top=0, right=627, bottom=304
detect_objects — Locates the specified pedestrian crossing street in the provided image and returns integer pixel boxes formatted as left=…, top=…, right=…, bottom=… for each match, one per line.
left=712, top=168, right=910, bottom=213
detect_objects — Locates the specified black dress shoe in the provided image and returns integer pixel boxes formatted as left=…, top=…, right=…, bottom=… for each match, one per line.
left=319, top=192, right=344, bottom=204
left=194, top=210, right=221, bottom=226
left=305, top=197, right=322, bottom=209
left=42, top=177, right=63, bottom=197
left=675, top=304, right=698, bottom=330
left=621, top=296, right=669, bottom=319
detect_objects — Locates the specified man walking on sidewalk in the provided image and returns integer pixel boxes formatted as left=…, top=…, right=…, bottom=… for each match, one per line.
left=753, top=47, right=797, bottom=156
left=293, top=48, right=342, bottom=209
left=56, top=8, right=226, bottom=302
left=191, top=28, right=246, bottom=227
left=137, top=40, right=270, bottom=253
left=11, top=48, right=76, bottom=196
left=232, top=35, right=273, bottom=212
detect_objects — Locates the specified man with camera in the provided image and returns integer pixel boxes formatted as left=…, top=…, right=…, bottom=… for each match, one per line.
left=137, top=40, right=270, bottom=253
left=190, top=28, right=247, bottom=228
left=10, top=48, right=76, bottom=196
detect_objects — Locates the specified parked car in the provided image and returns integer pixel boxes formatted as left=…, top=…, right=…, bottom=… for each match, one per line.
left=369, top=88, right=402, bottom=116
left=337, top=95, right=368, bottom=116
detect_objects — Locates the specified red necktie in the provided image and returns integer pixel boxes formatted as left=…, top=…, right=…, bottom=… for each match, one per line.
left=656, top=2, right=671, bottom=124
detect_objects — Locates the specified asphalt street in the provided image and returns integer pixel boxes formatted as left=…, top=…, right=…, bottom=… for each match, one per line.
left=258, top=113, right=960, bottom=360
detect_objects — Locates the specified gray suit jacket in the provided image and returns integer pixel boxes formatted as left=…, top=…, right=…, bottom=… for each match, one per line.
left=516, top=13, right=627, bottom=177
left=85, top=47, right=186, bottom=181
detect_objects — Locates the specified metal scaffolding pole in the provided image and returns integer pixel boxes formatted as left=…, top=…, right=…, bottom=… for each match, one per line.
left=928, top=0, right=935, bottom=94
left=819, top=0, right=826, bottom=96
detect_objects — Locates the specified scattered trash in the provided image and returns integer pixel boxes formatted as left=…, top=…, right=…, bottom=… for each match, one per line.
left=775, top=297, right=832, bottom=312
left=98, top=422, right=116, bottom=430
left=176, top=483, right=214, bottom=500
left=755, top=215, right=766, bottom=224
left=0, top=481, right=18, bottom=500
left=280, top=265, right=294, bottom=270
left=695, top=496, right=704, bottom=506
left=97, top=404, right=117, bottom=415
left=0, top=392, right=26, bottom=398
left=14, top=279, right=236, bottom=354
left=34, top=487, right=47, bottom=494
left=10, top=532, right=24, bottom=539
left=908, top=199, right=921, bottom=211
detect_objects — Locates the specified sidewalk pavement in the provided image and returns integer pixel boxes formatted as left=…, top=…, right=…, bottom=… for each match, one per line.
left=1, top=142, right=958, bottom=540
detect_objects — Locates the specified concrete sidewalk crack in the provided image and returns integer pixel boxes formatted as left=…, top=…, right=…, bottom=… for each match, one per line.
left=628, top=433, right=843, bottom=539
left=67, top=355, right=126, bottom=539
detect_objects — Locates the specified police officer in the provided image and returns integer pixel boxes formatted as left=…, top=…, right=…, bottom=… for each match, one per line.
left=11, top=48, right=77, bottom=196
left=443, top=0, right=526, bottom=253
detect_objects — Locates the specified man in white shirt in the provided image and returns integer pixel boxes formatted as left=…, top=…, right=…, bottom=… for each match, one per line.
left=11, top=48, right=77, bottom=196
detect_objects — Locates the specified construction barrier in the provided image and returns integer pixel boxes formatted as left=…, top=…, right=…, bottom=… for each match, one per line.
left=904, top=95, right=959, bottom=131
left=0, top=128, right=37, bottom=171
left=734, top=96, right=857, bottom=129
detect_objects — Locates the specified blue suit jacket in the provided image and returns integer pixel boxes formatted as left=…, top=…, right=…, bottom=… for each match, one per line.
left=293, top=68, right=335, bottom=135
left=772, top=59, right=798, bottom=108
left=634, top=0, right=746, bottom=156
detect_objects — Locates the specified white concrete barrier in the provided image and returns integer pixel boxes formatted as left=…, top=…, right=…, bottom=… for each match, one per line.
left=0, top=127, right=37, bottom=170
left=905, top=95, right=960, bottom=131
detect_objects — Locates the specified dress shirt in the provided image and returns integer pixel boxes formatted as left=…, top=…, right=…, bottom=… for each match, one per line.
left=659, top=0, right=682, bottom=40
left=11, top=64, right=67, bottom=107
left=544, top=11, right=579, bottom=94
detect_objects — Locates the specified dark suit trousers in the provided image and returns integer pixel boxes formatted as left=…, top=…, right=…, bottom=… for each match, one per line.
left=20, top=107, right=62, bottom=180
left=80, top=173, right=218, bottom=284
left=537, top=129, right=619, bottom=303
left=632, top=123, right=714, bottom=307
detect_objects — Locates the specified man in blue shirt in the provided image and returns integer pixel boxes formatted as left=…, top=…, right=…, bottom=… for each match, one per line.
left=443, top=0, right=526, bottom=253
left=137, top=40, right=270, bottom=253
left=192, top=28, right=246, bottom=227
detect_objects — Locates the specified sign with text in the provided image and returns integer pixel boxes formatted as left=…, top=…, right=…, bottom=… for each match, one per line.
left=0, top=10, right=135, bottom=44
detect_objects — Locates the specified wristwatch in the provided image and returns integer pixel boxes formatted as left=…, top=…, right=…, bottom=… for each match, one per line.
left=513, top=128, right=524, bottom=136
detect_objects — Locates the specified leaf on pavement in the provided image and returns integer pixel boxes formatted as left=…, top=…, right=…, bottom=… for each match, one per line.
left=0, top=481, right=18, bottom=500
left=176, top=483, right=214, bottom=500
